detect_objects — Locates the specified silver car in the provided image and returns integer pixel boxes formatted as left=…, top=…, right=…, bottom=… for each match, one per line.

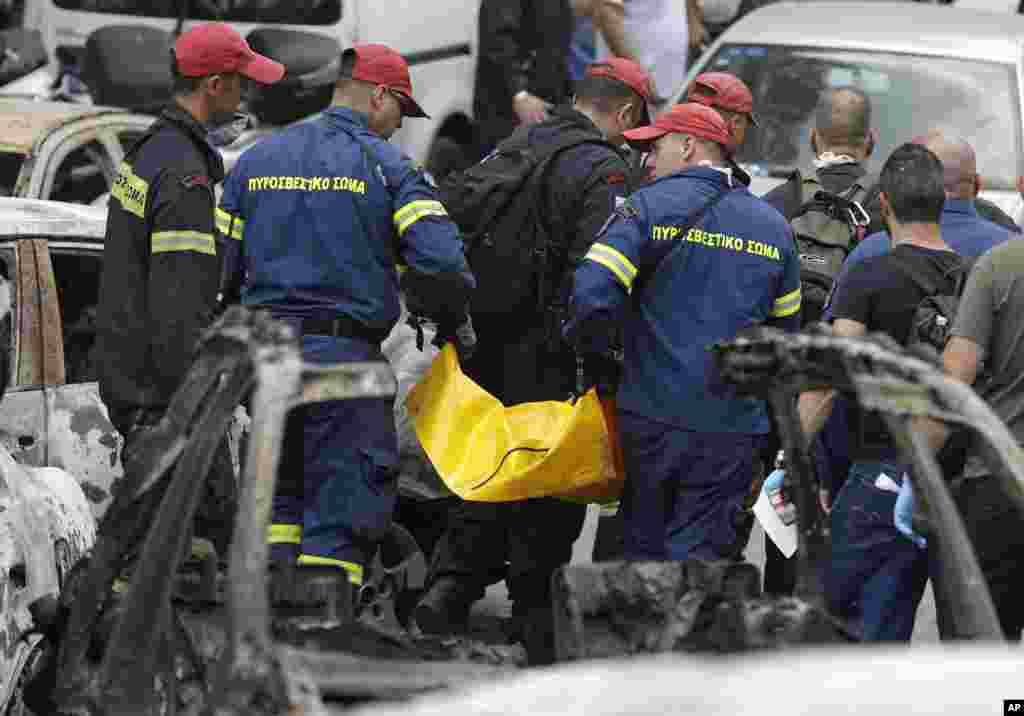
left=681, top=0, right=1024, bottom=221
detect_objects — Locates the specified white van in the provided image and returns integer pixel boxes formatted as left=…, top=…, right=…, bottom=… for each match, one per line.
left=19, top=0, right=479, bottom=169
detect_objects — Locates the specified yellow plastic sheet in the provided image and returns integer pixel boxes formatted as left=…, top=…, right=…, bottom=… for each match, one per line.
left=407, top=345, right=624, bottom=503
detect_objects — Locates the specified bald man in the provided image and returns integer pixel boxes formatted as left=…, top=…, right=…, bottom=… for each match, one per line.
left=836, top=128, right=1013, bottom=274
left=764, top=86, right=884, bottom=236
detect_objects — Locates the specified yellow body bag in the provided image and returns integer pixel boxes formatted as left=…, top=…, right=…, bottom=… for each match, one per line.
left=407, top=345, right=624, bottom=503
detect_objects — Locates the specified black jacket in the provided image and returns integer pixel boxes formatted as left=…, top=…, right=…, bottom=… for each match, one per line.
left=762, top=161, right=884, bottom=235
left=94, top=105, right=224, bottom=426
left=465, top=105, right=634, bottom=405
left=473, top=0, right=573, bottom=154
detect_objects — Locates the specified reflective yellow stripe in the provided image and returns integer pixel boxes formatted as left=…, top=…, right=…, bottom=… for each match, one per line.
left=586, top=243, right=638, bottom=290
left=297, top=554, right=364, bottom=585
left=587, top=254, right=632, bottom=291
left=590, top=243, right=638, bottom=280
left=267, top=523, right=302, bottom=545
left=771, top=287, right=802, bottom=317
left=393, top=199, right=448, bottom=236
left=215, top=208, right=244, bottom=240
left=151, top=230, right=217, bottom=256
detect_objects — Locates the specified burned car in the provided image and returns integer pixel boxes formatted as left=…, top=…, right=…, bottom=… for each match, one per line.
left=0, top=197, right=125, bottom=518
left=0, top=97, right=154, bottom=203
left=0, top=276, right=97, bottom=715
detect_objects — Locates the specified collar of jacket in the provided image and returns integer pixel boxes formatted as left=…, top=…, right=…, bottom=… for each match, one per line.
left=158, top=104, right=225, bottom=183
left=813, top=160, right=867, bottom=182
left=547, top=105, right=603, bottom=135
left=943, top=198, right=977, bottom=216
left=324, top=105, right=372, bottom=129
left=656, top=165, right=737, bottom=188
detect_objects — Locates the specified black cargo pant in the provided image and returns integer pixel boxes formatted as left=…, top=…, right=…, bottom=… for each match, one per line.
left=934, top=475, right=1024, bottom=641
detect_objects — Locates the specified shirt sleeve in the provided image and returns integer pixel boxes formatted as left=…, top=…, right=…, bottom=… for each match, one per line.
left=564, top=196, right=647, bottom=354
left=148, top=170, right=221, bottom=398
left=766, top=230, right=802, bottom=330
left=829, top=259, right=876, bottom=327
left=215, top=166, right=246, bottom=305
left=950, top=251, right=997, bottom=356
left=390, top=155, right=476, bottom=322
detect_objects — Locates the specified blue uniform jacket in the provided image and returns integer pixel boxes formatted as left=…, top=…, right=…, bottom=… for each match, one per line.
left=566, top=167, right=802, bottom=434
left=217, top=106, right=474, bottom=338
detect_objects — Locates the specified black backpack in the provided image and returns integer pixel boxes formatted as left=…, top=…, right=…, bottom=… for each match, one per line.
left=896, top=255, right=974, bottom=357
left=438, top=125, right=618, bottom=319
left=787, top=170, right=874, bottom=325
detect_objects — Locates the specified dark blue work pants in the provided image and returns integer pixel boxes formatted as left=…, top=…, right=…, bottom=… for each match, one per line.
left=826, top=461, right=929, bottom=642
left=269, top=334, right=398, bottom=586
left=618, top=410, right=761, bottom=562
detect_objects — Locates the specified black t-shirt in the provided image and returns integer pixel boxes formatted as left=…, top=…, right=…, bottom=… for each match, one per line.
left=830, top=243, right=962, bottom=457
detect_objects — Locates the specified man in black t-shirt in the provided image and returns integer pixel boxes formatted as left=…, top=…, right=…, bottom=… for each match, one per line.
left=797, top=143, right=960, bottom=642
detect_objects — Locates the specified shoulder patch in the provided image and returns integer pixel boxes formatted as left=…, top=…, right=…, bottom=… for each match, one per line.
left=615, top=200, right=641, bottom=219
left=606, top=172, right=627, bottom=185
left=182, top=174, right=212, bottom=189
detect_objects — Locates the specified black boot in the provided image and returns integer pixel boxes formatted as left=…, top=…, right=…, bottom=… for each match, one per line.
left=413, top=577, right=475, bottom=635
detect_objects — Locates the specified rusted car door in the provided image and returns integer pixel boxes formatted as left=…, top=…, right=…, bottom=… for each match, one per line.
left=31, top=239, right=123, bottom=519
left=0, top=240, right=48, bottom=467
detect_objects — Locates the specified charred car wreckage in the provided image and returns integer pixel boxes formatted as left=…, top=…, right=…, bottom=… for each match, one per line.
left=0, top=302, right=1009, bottom=714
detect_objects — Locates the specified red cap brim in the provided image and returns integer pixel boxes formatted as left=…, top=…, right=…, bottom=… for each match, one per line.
left=623, top=125, right=669, bottom=149
left=239, top=52, right=285, bottom=84
left=393, top=89, right=429, bottom=118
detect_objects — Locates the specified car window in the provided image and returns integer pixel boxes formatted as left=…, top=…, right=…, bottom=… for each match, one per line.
left=697, top=45, right=1022, bottom=189
left=50, top=249, right=101, bottom=384
left=52, top=0, right=342, bottom=24
left=49, top=141, right=116, bottom=205
left=0, top=152, right=25, bottom=198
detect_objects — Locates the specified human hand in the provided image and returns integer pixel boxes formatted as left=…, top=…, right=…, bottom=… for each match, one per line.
left=894, top=476, right=926, bottom=548
left=513, top=91, right=552, bottom=125
left=434, top=314, right=477, bottom=362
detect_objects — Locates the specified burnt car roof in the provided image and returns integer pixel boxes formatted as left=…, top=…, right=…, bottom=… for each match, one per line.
left=0, top=197, right=106, bottom=241
left=0, top=97, right=150, bottom=155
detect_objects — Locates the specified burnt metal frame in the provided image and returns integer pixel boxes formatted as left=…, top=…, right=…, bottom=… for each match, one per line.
left=52, top=307, right=397, bottom=716
left=713, top=327, right=1024, bottom=641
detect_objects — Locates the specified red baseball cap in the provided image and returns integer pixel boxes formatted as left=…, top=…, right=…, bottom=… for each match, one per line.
left=687, top=72, right=759, bottom=126
left=174, top=23, right=284, bottom=84
left=623, top=102, right=735, bottom=152
left=345, top=44, right=428, bottom=118
left=586, top=58, right=655, bottom=124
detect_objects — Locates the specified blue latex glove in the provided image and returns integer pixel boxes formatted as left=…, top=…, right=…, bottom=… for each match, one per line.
left=894, top=476, right=927, bottom=548
left=763, top=469, right=796, bottom=525
left=763, top=468, right=786, bottom=494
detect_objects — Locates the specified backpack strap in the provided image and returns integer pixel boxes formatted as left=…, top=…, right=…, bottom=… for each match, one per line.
left=521, top=130, right=623, bottom=313
left=632, top=185, right=737, bottom=298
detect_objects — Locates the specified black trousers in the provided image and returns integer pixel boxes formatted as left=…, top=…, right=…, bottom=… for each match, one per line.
left=935, top=475, right=1024, bottom=641
left=110, top=405, right=237, bottom=559
left=428, top=499, right=587, bottom=607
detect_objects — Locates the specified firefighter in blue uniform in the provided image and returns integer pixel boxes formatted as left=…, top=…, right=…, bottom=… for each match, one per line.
left=565, top=103, right=802, bottom=561
left=217, top=44, right=475, bottom=595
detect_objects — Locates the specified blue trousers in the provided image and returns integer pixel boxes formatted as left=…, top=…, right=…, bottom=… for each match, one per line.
left=269, top=335, right=398, bottom=586
left=827, top=461, right=929, bottom=641
left=619, top=410, right=761, bottom=562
